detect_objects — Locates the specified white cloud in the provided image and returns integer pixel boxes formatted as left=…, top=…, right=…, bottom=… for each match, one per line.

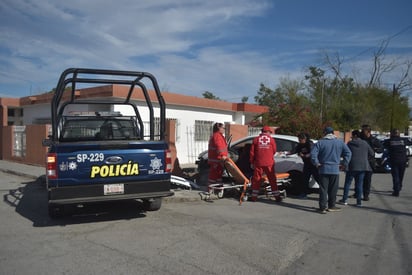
left=0, top=0, right=411, bottom=105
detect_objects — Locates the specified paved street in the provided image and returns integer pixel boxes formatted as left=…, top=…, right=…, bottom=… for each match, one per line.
left=0, top=165, right=411, bottom=274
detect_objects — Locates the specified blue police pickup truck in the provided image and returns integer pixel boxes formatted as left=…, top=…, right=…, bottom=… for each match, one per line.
left=42, top=68, right=173, bottom=218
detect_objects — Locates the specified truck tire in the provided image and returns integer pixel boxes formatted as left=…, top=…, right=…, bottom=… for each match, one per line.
left=143, top=198, right=162, bottom=211
left=48, top=203, right=65, bottom=219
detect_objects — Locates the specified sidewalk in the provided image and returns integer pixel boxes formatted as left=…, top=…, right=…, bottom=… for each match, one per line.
left=0, top=160, right=202, bottom=203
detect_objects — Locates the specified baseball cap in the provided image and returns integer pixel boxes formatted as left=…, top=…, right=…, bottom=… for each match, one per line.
left=262, top=126, right=273, bottom=133
left=323, top=126, right=334, bottom=134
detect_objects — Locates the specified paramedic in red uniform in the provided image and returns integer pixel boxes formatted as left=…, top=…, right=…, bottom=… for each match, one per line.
left=249, top=126, right=282, bottom=202
left=208, top=123, right=228, bottom=190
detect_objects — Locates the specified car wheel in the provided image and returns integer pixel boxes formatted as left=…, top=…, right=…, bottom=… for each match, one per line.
left=143, top=198, right=162, bottom=211
left=284, top=170, right=304, bottom=196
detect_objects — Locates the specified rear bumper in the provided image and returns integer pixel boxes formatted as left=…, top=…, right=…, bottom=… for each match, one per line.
left=48, top=179, right=173, bottom=205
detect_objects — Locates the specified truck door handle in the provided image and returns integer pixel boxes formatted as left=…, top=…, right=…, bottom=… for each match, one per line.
left=105, top=156, right=123, bottom=164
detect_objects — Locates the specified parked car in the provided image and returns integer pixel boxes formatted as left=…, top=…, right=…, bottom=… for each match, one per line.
left=402, top=136, right=412, bottom=157
left=196, top=134, right=319, bottom=195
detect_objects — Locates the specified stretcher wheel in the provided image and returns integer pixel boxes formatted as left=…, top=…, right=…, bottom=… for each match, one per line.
left=217, top=189, right=224, bottom=198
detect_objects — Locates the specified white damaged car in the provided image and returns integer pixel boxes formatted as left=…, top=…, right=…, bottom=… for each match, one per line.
left=196, top=134, right=319, bottom=195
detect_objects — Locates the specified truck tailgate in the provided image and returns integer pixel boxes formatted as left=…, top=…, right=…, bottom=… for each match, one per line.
left=50, top=141, right=170, bottom=186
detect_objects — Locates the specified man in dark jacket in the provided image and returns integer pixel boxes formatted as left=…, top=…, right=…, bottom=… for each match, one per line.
left=293, top=133, right=320, bottom=198
left=357, top=124, right=384, bottom=201
left=384, top=129, right=408, bottom=197
left=340, top=130, right=374, bottom=207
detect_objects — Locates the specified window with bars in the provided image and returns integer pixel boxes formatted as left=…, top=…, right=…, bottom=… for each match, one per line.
left=194, top=120, right=214, bottom=141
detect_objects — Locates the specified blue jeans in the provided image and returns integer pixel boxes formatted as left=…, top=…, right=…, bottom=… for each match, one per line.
left=343, top=171, right=365, bottom=205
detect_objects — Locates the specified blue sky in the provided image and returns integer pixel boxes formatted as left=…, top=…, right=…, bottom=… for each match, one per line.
left=1, top=0, right=411, bottom=105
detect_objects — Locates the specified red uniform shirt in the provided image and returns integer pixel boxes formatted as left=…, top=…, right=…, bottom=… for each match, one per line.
left=250, top=133, right=277, bottom=167
left=208, top=131, right=228, bottom=164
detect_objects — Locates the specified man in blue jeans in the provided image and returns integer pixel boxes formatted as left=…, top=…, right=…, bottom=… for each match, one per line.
left=311, top=127, right=352, bottom=214
left=340, top=130, right=374, bottom=207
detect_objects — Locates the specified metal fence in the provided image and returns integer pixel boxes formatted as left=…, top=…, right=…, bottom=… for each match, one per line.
left=13, top=126, right=26, bottom=157
left=248, top=127, right=261, bottom=136
left=185, top=125, right=209, bottom=164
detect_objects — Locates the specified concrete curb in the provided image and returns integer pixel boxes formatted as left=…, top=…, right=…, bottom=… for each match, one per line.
left=0, top=168, right=39, bottom=181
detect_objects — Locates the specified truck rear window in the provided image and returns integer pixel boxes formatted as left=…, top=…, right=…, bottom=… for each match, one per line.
left=59, top=117, right=139, bottom=141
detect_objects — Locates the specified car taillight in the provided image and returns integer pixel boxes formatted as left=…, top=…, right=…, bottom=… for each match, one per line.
left=46, top=153, right=58, bottom=179
left=165, top=149, right=172, bottom=173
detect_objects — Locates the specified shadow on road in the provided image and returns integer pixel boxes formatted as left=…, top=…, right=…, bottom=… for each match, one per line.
left=3, top=177, right=147, bottom=227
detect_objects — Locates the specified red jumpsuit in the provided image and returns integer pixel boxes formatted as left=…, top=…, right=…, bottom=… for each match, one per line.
left=208, top=131, right=228, bottom=187
left=249, top=133, right=279, bottom=200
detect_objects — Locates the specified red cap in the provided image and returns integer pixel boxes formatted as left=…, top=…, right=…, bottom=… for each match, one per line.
left=262, top=126, right=272, bottom=133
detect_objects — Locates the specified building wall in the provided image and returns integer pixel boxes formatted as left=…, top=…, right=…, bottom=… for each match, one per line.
left=1, top=126, right=13, bottom=161
left=24, top=125, right=50, bottom=165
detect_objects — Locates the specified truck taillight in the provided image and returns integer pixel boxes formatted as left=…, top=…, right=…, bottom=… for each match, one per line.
left=165, top=150, right=172, bottom=173
left=46, top=153, right=58, bottom=179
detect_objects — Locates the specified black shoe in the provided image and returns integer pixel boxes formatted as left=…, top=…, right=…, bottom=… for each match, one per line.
left=363, top=196, right=369, bottom=201
left=317, top=208, right=327, bottom=214
left=392, top=192, right=399, bottom=197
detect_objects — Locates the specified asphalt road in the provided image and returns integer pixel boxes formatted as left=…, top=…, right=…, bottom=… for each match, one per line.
left=0, top=168, right=411, bottom=275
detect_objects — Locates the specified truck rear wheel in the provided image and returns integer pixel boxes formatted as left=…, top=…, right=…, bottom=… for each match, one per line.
left=143, top=198, right=162, bottom=211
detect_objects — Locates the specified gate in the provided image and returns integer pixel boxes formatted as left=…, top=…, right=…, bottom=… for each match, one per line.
left=13, top=126, right=26, bottom=157
left=186, top=125, right=209, bottom=164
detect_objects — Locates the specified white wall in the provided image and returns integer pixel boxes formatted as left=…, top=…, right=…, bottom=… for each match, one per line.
left=166, top=107, right=236, bottom=164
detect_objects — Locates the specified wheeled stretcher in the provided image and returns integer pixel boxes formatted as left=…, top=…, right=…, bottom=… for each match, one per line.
left=204, top=158, right=289, bottom=204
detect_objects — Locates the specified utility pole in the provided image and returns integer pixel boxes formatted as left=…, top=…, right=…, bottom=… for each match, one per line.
left=390, top=84, right=396, bottom=131
left=320, top=79, right=325, bottom=124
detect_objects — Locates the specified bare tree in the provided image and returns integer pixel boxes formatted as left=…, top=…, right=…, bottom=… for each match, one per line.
left=323, top=51, right=345, bottom=81
left=322, top=38, right=411, bottom=93
left=367, top=39, right=397, bottom=88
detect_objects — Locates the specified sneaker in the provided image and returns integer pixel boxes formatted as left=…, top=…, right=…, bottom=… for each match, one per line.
left=327, top=207, right=341, bottom=212
left=338, top=199, right=347, bottom=205
left=317, top=208, right=327, bottom=214
left=356, top=204, right=362, bottom=207
left=363, top=196, right=370, bottom=201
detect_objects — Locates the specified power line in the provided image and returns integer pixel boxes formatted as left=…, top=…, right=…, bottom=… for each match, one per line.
left=347, top=24, right=412, bottom=61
